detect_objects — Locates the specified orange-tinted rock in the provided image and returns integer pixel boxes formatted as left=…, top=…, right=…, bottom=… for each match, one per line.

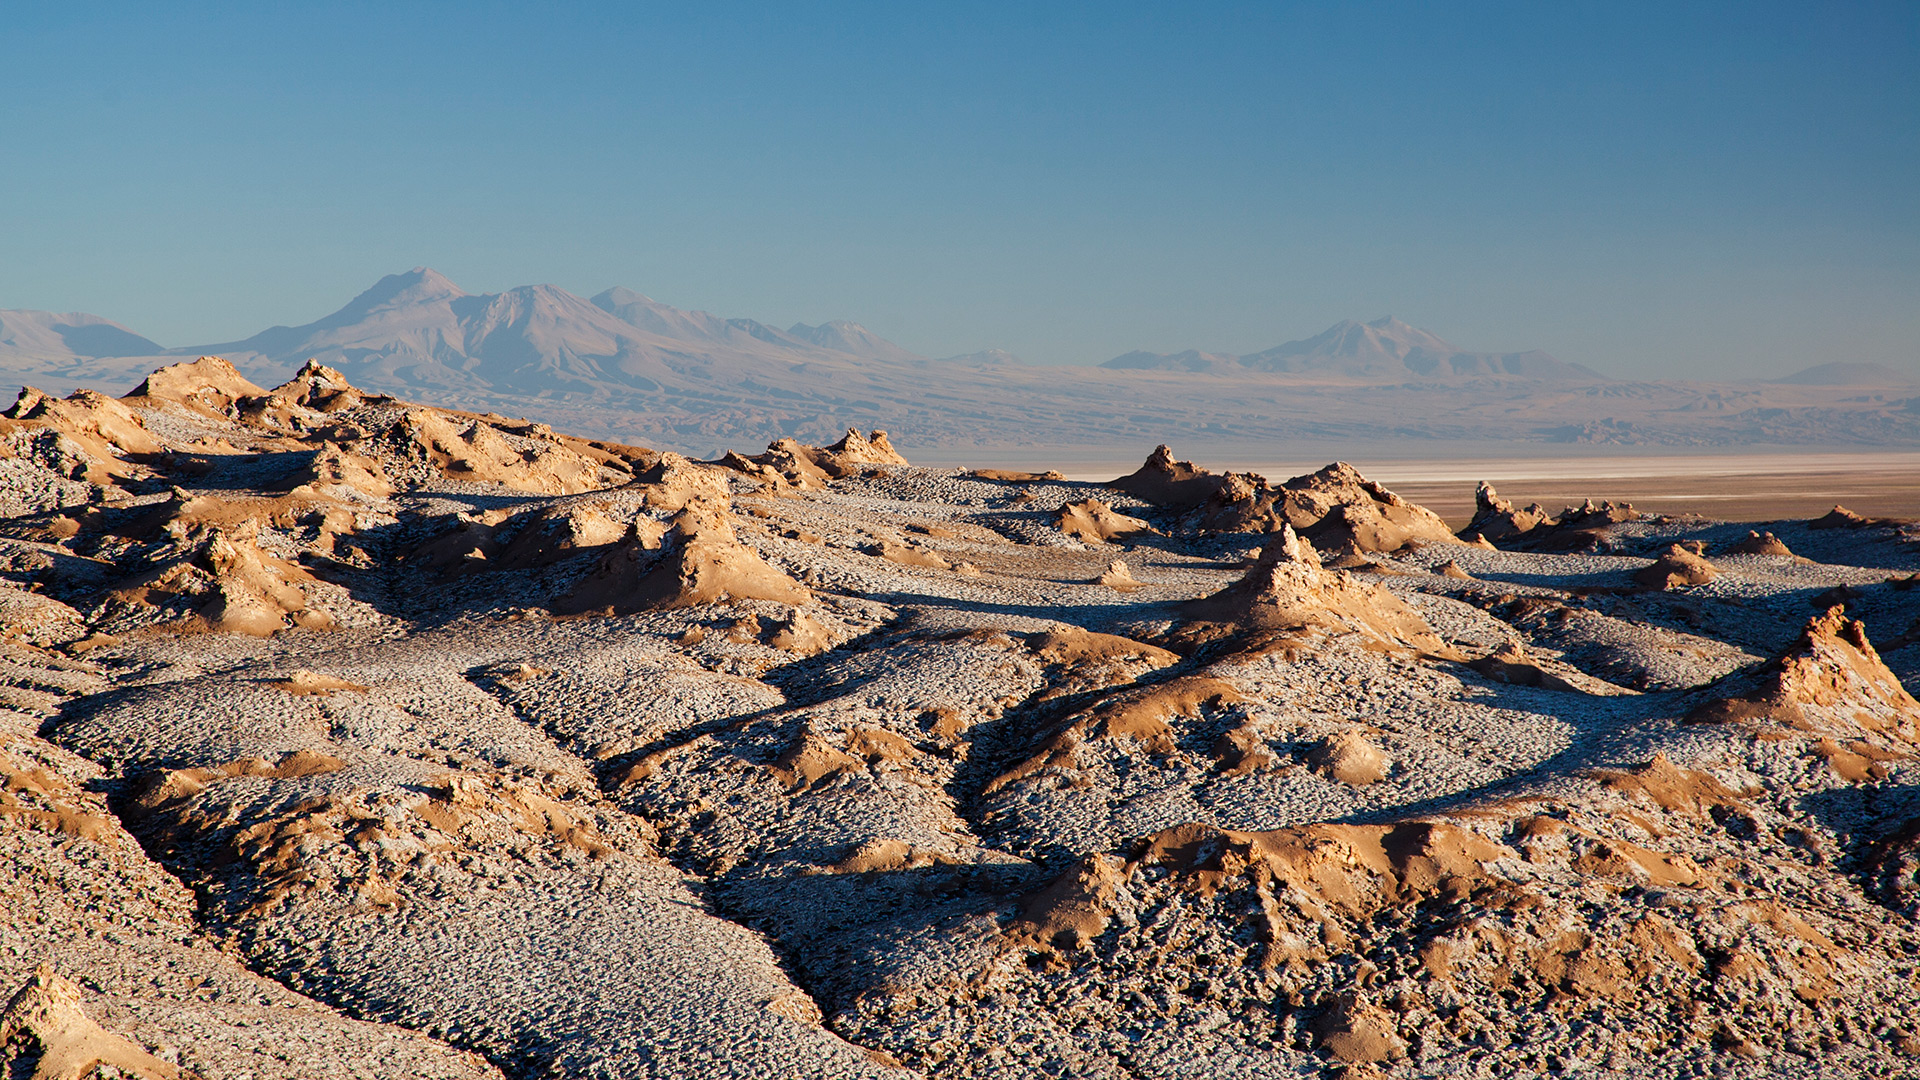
left=1054, top=499, right=1155, bottom=544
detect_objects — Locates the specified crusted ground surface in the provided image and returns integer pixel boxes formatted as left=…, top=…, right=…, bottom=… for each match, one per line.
left=4, top=358, right=1920, bottom=1078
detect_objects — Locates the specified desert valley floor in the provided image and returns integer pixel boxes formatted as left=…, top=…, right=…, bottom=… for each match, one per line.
left=3, top=358, right=1920, bottom=1079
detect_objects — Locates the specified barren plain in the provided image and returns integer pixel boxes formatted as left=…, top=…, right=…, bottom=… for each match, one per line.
left=4, top=357, right=1920, bottom=1079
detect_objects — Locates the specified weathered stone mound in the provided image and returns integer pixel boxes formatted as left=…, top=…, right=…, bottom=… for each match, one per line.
left=1463, top=481, right=1640, bottom=551
left=1691, top=607, right=1919, bottom=780
left=1107, top=444, right=1228, bottom=508
left=555, top=504, right=810, bottom=614
left=1181, top=526, right=1459, bottom=656
left=1460, top=480, right=1547, bottom=542
left=1808, top=504, right=1911, bottom=530
left=380, top=409, right=614, bottom=495
left=1108, top=447, right=1457, bottom=550
left=1726, top=529, right=1795, bottom=556
left=1054, top=499, right=1155, bottom=544
left=985, top=675, right=1244, bottom=795
left=127, top=355, right=268, bottom=412
left=1635, top=543, right=1719, bottom=589
left=2, top=387, right=163, bottom=481
left=1277, top=462, right=1460, bottom=552
left=1, top=966, right=184, bottom=1080
left=720, top=428, right=908, bottom=490
left=98, top=520, right=337, bottom=636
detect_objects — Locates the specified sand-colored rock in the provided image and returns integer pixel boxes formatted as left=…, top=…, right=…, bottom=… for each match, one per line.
left=985, top=675, right=1241, bottom=794
left=3, top=387, right=163, bottom=480
left=1210, top=720, right=1276, bottom=776
left=768, top=726, right=864, bottom=791
left=280, top=445, right=394, bottom=499
left=1469, top=641, right=1591, bottom=693
left=126, top=355, right=268, bottom=411
left=271, top=670, right=368, bottom=696
left=871, top=540, right=950, bottom=569
left=1726, top=530, right=1795, bottom=556
left=723, top=429, right=908, bottom=489
left=1107, top=445, right=1226, bottom=508
left=1635, top=544, right=1718, bottom=589
left=1691, top=607, right=1919, bottom=745
left=1182, top=526, right=1460, bottom=657
left=103, top=520, right=336, bottom=636
left=628, top=451, right=731, bottom=512
left=768, top=611, right=836, bottom=654
left=0, top=966, right=183, bottom=1080
left=1307, top=730, right=1387, bottom=784
left=555, top=504, right=810, bottom=614
left=257, top=360, right=377, bottom=415
left=1460, top=480, right=1548, bottom=543
left=1810, top=505, right=1873, bottom=529
left=1093, top=558, right=1143, bottom=589
left=1279, top=462, right=1461, bottom=553
left=386, top=409, right=611, bottom=495
left=1312, top=994, right=1408, bottom=1064
left=1007, top=855, right=1127, bottom=951
left=1054, top=499, right=1155, bottom=544
left=1029, top=626, right=1178, bottom=670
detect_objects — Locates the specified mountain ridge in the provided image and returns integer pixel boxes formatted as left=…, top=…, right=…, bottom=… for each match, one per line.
left=1106, top=314, right=1608, bottom=382
left=1, top=272, right=1914, bottom=452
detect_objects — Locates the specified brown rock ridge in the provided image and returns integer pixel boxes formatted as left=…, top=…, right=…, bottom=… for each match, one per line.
left=2, top=387, right=163, bottom=482
left=1635, top=544, right=1719, bottom=589
left=1005, top=752, right=1864, bottom=1063
left=984, top=675, right=1243, bottom=795
left=1726, top=530, right=1795, bottom=557
left=1277, top=462, right=1460, bottom=553
left=1109, top=447, right=1460, bottom=551
left=555, top=503, right=810, bottom=614
left=1181, top=526, right=1461, bottom=657
left=127, top=355, right=268, bottom=413
left=719, top=428, right=908, bottom=490
left=1, top=966, right=184, bottom=1080
left=1691, top=606, right=1920, bottom=780
left=99, top=520, right=338, bottom=636
left=1462, top=482, right=1640, bottom=552
left=1053, top=499, right=1155, bottom=544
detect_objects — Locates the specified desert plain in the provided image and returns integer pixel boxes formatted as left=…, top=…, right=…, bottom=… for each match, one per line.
left=2, top=357, right=1919, bottom=1079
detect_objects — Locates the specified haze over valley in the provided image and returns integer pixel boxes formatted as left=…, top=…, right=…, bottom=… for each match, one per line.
left=3, top=268, right=1914, bottom=457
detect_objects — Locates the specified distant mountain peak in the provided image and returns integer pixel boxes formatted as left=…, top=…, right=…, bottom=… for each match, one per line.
left=786, top=320, right=922, bottom=363
left=1105, top=317, right=1600, bottom=382
left=1770, top=361, right=1916, bottom=386
left=327, top=267, right=468, bottom=325
left=0, top=310, right=166, bottom=358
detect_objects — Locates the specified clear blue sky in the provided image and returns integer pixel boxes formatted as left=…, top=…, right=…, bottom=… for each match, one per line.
left=2, top=2, right=1915, bottom=378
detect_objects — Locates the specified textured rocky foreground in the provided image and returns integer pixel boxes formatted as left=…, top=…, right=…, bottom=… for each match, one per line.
left=3, top=357, right=1919, bottom=1079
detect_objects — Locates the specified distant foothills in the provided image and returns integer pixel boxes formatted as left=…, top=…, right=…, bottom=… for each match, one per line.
left=1, top=268, right=1915, bottom=453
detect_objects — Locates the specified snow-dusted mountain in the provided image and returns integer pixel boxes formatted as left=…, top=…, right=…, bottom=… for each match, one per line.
left=1105, top=316, right=1605, bottom=381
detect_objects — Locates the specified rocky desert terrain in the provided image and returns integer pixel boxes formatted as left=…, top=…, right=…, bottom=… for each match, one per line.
left=4, top=357, right=1920, bottom=1079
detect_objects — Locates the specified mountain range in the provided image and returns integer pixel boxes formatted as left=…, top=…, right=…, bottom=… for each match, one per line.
left=1, top=268, right=1915, bottom=454
left=1104, top=316, right=1606, bottom=382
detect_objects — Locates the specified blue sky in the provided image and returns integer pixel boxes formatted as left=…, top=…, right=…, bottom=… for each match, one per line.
left=2, top=2, right=1914, bottom=377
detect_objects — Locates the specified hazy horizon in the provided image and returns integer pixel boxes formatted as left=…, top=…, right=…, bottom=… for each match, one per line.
left=3, top=3, right=1915, bottom=381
